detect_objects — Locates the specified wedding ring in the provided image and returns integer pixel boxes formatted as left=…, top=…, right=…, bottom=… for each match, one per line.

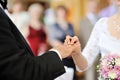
left=68, top=43, right=74, bottom=46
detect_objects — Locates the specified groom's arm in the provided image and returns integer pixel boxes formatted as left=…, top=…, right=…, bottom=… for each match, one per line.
left=0, top=10, right=65, bottom=80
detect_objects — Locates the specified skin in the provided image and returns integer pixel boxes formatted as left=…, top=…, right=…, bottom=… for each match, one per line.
left=108, top=0, right=120, bottom=39
left=12, top=2, right=24, bottom=14
left=87, top=0, right=99, bottom=14
left=28, top=3, right=44, bottom=30
left=65, top=36, right=88, bottom=70
left=65, top=0, right=120, bottom=71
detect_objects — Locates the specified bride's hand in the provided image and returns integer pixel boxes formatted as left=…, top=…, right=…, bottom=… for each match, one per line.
left=65, top=36, right=88, bottom=70
left=71, top=36, right=81, bottom=55
left=65, top=35, right=81, bottom=55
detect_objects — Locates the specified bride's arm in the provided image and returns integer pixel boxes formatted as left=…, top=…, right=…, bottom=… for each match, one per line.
left=72, top=52, right=88, bottom=70
left=72, top=18, right=105, bottom=71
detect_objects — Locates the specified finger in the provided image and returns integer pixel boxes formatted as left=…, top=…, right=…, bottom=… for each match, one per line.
left=64, top=40, right=68, bottom=46
left=74, top=38, right=81, bottom=46
left=75, top=41, right=81, bottom=47
left=73, top=41, right=81, bottom=51
left=71, top=36, right=79, bottom=44
left=65, top=35, right=73, bottom=44
left=64, top=36, right=70, bottom=46
left=64, top=41, right=73, bottom=47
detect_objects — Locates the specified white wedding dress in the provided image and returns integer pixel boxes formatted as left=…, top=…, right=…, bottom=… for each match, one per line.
left=78, top=18, right=120, bottom=80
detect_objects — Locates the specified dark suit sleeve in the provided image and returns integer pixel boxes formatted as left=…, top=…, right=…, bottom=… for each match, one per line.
left=0, top=11, right=65, bottom=80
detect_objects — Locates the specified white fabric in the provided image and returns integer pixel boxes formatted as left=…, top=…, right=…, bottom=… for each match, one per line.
left=55, top=66, right=74, bottom=80
left=79, top=17, right=120, bottom=71
left=0, top=4, right=3, bottom=9
left=0, top=4, right=10, bottom=16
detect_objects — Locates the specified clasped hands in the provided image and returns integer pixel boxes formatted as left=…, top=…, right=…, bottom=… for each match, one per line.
left=55, top=35, right=81, bottom=59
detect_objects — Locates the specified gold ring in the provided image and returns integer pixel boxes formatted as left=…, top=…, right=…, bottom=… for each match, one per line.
left=68, top=44, right=73, bottom=46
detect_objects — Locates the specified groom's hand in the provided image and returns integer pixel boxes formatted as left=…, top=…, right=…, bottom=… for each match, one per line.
left=53, top=35, right=81, bottom=59
left=54, top=43, right=74, bottom=59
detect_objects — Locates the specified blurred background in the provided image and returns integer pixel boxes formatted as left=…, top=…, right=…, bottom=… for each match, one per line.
left=7, top=0, right=118, bottom=80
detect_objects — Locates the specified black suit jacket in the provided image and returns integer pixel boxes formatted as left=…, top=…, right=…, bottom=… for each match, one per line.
left=0, top=7, right=65, bottom=80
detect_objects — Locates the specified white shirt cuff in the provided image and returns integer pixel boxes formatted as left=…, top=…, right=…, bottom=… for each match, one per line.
left=50, top=49, right=62, bottom=60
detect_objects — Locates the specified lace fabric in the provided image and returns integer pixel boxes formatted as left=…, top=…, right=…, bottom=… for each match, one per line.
left=78, top=18, right=120, bottom=71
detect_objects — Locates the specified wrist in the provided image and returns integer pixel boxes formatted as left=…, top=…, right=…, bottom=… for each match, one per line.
left=72, top=51, right=81, bottom=56
left=72, top=52, right=82, bottom=58
left=53, top=47, right=65, bottom=59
